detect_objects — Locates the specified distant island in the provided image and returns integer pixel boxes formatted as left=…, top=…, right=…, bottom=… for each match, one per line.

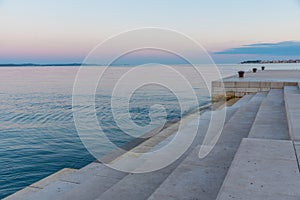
left=241, top=59, right=300, bottom=64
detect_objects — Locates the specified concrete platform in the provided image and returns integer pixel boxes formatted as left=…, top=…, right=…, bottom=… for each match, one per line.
left=212, top=70, right=300, bottom=101
left=222, top=70, right=300, bottom=82
left=217, top=138, right=300, bottom=200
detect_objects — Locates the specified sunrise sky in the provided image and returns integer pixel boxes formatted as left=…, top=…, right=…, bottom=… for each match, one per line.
left=1, top=0, right=300, bottom=64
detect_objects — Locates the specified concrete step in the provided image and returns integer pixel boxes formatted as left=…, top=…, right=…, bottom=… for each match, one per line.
left=284, top=86, right=300, bottom=95
left=95, top=113, right=215, bottom=200
left=94, top=95, right=255, bottom=200
left=147, top=92, right=267, bottom=200
left=230, top=94, right=254, bottom=109
left=57, top=163, right=127, bottom=200
left=217, top=95, right=255, bottom=127
left=224, top=95, right=255, bottom=124
left=59, top=112, right=209, bottom=200
left=67, top=119, right=199, bottom=200
left=217, top=138, right=300, bottom=200
left=248, top=89, right=289, bottom=140
left=4, top=168, right=78, bottom=200
left=95, top=152, right=193, bottom=200
left=5, top=163, right=127, bottom=200
left=294, top=142, right=300, bottom=171
left=284, top=86, right=300, bottom=141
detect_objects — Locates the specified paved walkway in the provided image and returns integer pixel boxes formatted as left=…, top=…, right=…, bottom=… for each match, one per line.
left=217, top=138, right=300, bottom=200
left=223, top=70, right=300, bottom=83
left=248, top=89, right=289, bottom=140
left=217, top=84, right=300, bottom=200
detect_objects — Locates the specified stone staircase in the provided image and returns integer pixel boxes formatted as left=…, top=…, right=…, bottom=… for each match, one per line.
left=248, top=89, right=289, bottom=140
left=148, top=92, right=266, bottom=200
left=217, top=86, right=300, bottom=200
left=5, top=86, right=300, bottom=200
left=284, top=86, right=300, bottom=141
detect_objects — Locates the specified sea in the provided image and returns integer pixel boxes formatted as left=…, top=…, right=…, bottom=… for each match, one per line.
left=1, top=63, right=300, bottom=198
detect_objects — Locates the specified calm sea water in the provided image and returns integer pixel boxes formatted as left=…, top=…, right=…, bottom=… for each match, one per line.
left=1, top=64, right=300, bottom=198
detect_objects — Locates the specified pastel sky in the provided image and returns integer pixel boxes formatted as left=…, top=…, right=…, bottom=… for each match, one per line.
left=1, top=0, right=300, bottom=64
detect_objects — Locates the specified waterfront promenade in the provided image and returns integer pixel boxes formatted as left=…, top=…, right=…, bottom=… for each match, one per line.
left=6, top=70, right=300, bottom=200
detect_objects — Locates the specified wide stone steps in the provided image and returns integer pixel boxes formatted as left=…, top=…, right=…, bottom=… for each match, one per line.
left=217, top=87, right=300, bottom=200
left=248, top=89, right=289, bottom=140
left=284, top=86, right=300, bottom=141
left=59, top=114, right=207, bottom=200
left=4, top=168, right=78, bottom=200
left=57, top=163, right=127, bottom=200
left=95, top=96, right=253, bottom=200
left=284, top=85, right=300, bottom=180
left=147, top=92, right=266, bottom=200
left=5, top=94, right=255, bottom=200
left=63, top=97, right=247, bottom=200
left=217, top=138, right=300, bottom=200
left=5, top=162, right=128, bottom=200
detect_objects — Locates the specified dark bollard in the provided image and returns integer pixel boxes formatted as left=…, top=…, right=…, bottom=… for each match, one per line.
left=238, top=71, right=245, bottom=78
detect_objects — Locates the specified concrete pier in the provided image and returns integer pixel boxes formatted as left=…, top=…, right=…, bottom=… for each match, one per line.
left=212, top=70, right=300, bottom=101
left=5, top=70, right=300, bottom=200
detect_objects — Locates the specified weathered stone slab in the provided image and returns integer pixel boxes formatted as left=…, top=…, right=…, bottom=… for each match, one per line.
left=245, top=88, right=260, bottom=93
left=260, top=82, right=271, bottom=88
left=249, top=81, right=261, bottom=88
left=249, top=89, right=289, bottom=140
left=270, top=82, right=284, bottom=89
left=223, top=82, right=235, bottom=88
left=58, top=166, right=127, bottom=200
left=235, top=81, right=249, bottom=88
left=284, top=87, right=300, bottom=141
left=294, top=141, right=300, bottom=170
left=4, top=168, right=77, bottom=200
left=31, top=168, right=77, bottom=189
left=217, top=138, right=300, bottom=200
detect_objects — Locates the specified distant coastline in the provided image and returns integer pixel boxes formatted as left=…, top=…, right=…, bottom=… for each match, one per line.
left=241, top=59, right=300, bottom=64
left=0, top=63, right=134, bottom=67
left=0, top=63, right=92, bottom=67
left=1, top=62, right=300, bottom=67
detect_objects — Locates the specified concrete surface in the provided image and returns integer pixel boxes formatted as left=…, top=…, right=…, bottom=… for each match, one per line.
left=5, top=168, right=78, bottom=200
left=284, top=87, right=300, bottom=141
left=248, top=89, right=289, bottom=140
left=294, top=141, right=300, bottom=172
left=57, top=163, right=127, bottom=200
left=217, top=138, right=300, bottom=200
left=222, top=70, right=300, bottom=83
left=212, top=70, right=300, bottom=100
